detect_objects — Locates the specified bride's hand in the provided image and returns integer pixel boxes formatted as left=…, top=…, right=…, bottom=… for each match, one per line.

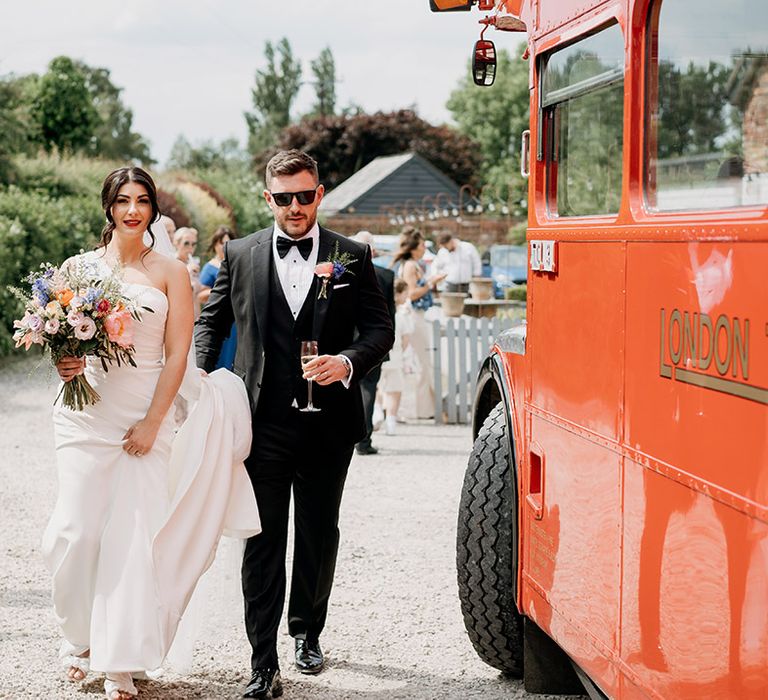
left=122, top=418, right=160, bottom=458
left=56, top=356, right=85, bottom=382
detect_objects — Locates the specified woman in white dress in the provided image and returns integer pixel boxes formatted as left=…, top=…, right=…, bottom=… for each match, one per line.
left=43, top=167, right=258, bottom=699
left=391, top=230, right=445, bottom=419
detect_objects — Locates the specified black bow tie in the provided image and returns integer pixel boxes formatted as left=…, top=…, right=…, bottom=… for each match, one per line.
left=276, top=236, right=313, bottom=260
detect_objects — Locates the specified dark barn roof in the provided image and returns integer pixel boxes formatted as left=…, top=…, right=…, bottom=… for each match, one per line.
left=319, top=152, right=461, bottom=216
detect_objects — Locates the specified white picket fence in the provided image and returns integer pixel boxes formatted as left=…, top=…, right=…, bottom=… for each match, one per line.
left=430, top=313, right=522, bottom=424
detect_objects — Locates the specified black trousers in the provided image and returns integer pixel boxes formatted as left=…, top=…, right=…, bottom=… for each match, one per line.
left=356, top=364, right=382, bottom=450
left=243, top=414, right=353, bottom=670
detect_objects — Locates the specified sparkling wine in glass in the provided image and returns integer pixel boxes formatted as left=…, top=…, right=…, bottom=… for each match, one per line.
left=299, top=340, right=321, bottom=413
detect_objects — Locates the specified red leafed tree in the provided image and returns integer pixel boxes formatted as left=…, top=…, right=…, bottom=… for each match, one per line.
left=271, top=109, right=481, bottom=190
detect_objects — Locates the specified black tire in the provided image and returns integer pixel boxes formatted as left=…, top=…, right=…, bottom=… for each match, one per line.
left=457, top=402, right=524, bottom=676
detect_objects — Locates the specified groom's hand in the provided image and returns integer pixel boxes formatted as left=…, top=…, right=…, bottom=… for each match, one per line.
left=303, top=354, right=350, bottom=386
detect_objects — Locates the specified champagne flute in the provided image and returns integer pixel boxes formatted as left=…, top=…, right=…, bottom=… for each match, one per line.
left=299, top=340, right=321, bottom=413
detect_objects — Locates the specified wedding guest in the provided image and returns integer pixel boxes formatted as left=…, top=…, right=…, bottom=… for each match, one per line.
left=199, top=226, right=238, bottom=371
left=433, top=231, right=482, bottom=294
left=199, top=226, right=236, bottom=305
left=391, top=229, right=444, bottom=419
left=160, top=214, right=176, bottom=239
left=352, top=230, right=395, bottom=456
left=174, top=227, right=201, bottom=318
left=379, top=278, right=414, bottom=435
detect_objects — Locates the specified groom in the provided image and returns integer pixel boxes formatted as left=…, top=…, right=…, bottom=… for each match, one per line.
left=195, top=150, right=394, bottom=699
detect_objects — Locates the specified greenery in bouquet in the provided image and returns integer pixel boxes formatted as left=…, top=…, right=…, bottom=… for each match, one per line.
left=10, top=257, right=150, bottom=410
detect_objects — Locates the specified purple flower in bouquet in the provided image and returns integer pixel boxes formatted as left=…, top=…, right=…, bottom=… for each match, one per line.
left=26, top=313, right=44, bottom=333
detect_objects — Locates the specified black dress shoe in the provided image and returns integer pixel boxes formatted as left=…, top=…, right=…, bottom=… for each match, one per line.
left=243, top=667, right=282, bottom=699
left=295, top=638, right=324, bottom=674
left=355, top=444, right=378, bottom=455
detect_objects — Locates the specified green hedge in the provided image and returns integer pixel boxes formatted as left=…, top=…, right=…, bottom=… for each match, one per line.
left=188, top=166, right=272, bottom=235
left=0, top=185, right=103, bottom=354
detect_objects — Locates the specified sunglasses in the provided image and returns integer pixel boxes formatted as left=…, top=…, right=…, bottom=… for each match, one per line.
left=270, top=189, right=317, bottom=207
left=182, top=241, right=196, bottom=247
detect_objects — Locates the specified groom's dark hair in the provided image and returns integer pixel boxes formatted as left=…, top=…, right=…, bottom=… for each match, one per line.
left=265, top=149, right=319, bottom=186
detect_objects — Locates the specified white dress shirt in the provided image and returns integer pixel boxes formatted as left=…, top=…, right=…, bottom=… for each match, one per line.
left=271, top=222, right=352, bottom=385
left=272, top=223, right=319, bottom=319
left=434, top=239, right=482, bottom=284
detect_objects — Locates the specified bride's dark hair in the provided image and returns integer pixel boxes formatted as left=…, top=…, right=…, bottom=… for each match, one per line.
left=98, top=167, right=160, bottom=257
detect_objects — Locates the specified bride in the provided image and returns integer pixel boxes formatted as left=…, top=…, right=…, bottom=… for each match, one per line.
left=43, top=166, right=258, bottom=699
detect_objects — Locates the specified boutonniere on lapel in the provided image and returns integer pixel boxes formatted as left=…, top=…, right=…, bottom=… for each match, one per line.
left=314, top=243, right=356, bottom=299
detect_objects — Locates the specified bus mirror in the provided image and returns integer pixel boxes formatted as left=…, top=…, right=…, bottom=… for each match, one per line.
left=472, top=39, right=497, bottom=86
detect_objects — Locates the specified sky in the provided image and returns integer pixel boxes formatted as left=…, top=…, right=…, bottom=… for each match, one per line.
left=1, top=0, right=486, bottom=165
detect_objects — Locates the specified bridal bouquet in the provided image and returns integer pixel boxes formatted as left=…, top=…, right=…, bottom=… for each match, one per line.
left=10, top=258, right=148, bottom=410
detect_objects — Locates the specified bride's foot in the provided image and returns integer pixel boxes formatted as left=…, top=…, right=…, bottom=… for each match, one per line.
left=62, top=648, right=90, bottom=681
left=104, top=673, right=138, bottom=699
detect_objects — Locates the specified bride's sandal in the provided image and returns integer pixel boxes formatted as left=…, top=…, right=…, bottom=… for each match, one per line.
left=104, top=673, right=138, bottom=699
left=61, top=648, right=90, bottom=681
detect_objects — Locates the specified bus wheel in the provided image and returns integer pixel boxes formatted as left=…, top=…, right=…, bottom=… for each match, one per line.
left=456, top=402, right=523, bottom=676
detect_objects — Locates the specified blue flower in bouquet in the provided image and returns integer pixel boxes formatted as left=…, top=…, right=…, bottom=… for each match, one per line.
left=84, top=287, right=101, bottom=306
left=332, top=261, right=347, bottom=279
left=32, top=278, right=50, bottom=307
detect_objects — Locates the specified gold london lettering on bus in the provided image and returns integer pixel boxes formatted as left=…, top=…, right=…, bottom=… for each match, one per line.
left=659, top=307, right=768, bottom=405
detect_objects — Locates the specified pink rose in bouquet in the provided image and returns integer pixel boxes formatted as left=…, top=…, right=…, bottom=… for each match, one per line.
left=104, top=310, right=134, bottom=348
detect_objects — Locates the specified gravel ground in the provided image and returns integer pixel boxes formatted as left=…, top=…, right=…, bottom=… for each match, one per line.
left=0, top=358, right=583, bottom=700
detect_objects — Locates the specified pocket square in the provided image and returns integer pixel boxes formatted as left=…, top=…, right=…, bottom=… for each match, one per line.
left=333, top=283, right=350, bottom=290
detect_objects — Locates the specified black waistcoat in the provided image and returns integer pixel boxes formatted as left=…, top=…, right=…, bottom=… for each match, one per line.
left=255, top=259, right=316, bottom=421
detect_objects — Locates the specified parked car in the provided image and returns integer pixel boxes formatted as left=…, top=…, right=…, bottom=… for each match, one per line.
left=484, top=244, right=527, bottom=298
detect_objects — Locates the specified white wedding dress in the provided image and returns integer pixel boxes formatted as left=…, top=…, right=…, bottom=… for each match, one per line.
left=42, top=249, right=260, bottom=676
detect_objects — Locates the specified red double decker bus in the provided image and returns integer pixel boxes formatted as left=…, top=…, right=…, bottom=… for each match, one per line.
left=431, top=1, right=767, bottom=698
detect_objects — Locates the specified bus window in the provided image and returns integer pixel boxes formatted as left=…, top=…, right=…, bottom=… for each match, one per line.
left=542, top=23, right=625, bottom=218
left=646, top=0, right=768, bottom=211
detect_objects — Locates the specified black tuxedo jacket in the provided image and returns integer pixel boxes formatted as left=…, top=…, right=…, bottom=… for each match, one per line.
left=373, top=265, right=395, bottom=364
left=194, top=225, right=394, bottom=442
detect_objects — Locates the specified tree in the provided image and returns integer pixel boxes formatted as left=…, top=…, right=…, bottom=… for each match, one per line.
left=275, top=110, right=481, bottom=191
left=74, top=62, right=153, bottom=163
left=656, top=59, right=732, bottom=160
left=0, top=73, right=41, bottom=176
left=167, top=135, right=246, bottom=171
left=0, top=78, right=29, bottom=182
left=245, top=38, right=302, bottom=156
left=446, top=46, right=530, bottom=212
left=310, top=47, right=337, bottom=117
left=32, top=56, right=99, bottom=154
